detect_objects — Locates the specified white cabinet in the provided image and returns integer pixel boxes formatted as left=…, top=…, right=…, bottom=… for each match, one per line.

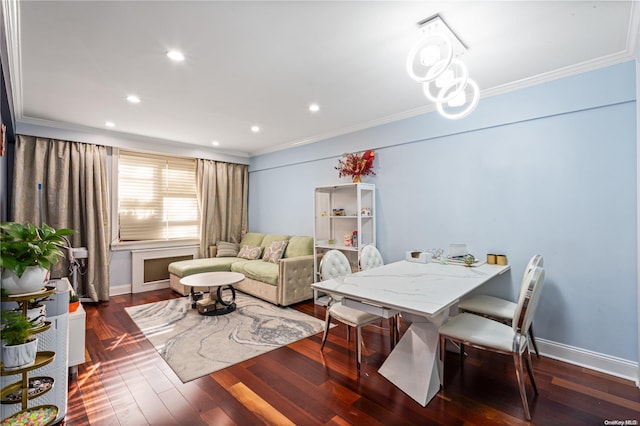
left=313, top=183, right=376, bottom=305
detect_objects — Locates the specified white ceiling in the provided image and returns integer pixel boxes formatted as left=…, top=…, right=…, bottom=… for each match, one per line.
left=4, top=1, right=639, bottom=157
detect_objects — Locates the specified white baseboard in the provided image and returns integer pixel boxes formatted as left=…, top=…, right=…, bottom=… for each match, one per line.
left=109, top=284, right=132, bottom=296
left=537, top=338, right=639, bottom=387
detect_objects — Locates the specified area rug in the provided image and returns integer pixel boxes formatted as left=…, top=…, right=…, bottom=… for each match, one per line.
left=125, top=293, right=326, bottom=382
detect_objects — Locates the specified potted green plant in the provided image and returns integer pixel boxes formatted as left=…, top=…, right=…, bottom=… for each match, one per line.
left=0, top=222, right=75, bottom=295
left=1, top=310, right=38, bottom=369
left=69, top=291, right=80, bottom=313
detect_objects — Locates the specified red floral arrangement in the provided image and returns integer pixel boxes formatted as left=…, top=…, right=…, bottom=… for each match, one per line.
left=336, top=150, right=376, bottom=182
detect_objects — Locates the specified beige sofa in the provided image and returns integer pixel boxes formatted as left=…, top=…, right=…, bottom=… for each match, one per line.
left=168, top=233, right=315, bottom=306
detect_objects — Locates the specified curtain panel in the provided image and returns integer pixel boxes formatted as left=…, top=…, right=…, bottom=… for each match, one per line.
left=12, top=135, right=110, bottom=301
left=196, top=160, right=248, bottom=258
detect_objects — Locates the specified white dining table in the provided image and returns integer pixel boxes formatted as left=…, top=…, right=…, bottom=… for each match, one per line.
left=312, top=259, right=511, bottom=406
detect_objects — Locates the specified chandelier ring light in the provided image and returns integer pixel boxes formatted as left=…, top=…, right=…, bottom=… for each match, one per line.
left=406, top=15, right=480, bottom=120
left=436, top=78, right=480, bottom=120
left=406, top=34, right=453, bottom=83
left=422, top=58, right=469, bottom=104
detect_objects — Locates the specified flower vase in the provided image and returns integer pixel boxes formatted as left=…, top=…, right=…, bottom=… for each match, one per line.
left=352, top=175, right=361, bottom=183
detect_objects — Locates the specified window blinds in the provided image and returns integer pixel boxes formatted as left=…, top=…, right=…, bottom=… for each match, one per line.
left=118, top=151, right=199, bottom=241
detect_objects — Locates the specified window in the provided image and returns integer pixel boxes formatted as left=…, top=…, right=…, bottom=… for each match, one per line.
left=118, top=151, right=199, bottom=241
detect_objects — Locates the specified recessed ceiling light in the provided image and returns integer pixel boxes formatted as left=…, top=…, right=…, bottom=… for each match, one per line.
left=167, top=50, right=185, bottom=61
left=251, top=125, right=260, bottom=133
left=309, top=103, right=320, bottom=112
left=105, top=121, right=115, bottom=128
left=211, top=141, right=219, bottom=146
left=126, top=95, right=141, bottom=104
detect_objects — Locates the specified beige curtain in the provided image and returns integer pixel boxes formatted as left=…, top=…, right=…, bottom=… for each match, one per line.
left=196, top=160, right=248, bottom=258
left=12, top=135, right=110, bottom=301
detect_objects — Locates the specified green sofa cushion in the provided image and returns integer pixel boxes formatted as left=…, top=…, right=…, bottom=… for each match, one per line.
left=284, top=236, right=314, bottom=258
left=168, top=257, right=240, bottom=278
left=240, top=232, right=266, bottom=248
left=231, top=260, right=279, bottom=286
left=260, top=234, right=290, bottom=248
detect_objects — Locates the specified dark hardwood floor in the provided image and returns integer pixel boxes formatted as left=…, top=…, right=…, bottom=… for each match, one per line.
left=65, top=289, right=640, bottom=425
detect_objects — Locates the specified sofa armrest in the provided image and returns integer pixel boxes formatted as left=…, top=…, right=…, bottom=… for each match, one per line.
left=278, top=254, right=315, bottom=305
left=209, top=245, right=217, bottom=258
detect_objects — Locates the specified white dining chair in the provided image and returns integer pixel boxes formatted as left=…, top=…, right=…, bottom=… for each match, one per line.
left=319, top=249, right=383, bottom=374
left=358, top=244, right=399, bottom=347
left=438, top=266, right=545, bottom=421
left=457, top=254, right=544, bottom=357
left=359, top=244, right=384, bottom=270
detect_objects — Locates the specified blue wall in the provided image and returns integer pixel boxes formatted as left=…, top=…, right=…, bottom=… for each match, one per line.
left=249, top=61, right=638, bottom=362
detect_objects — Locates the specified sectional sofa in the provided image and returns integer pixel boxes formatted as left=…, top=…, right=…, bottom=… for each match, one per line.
left=168, top=233, right=315, bottom=306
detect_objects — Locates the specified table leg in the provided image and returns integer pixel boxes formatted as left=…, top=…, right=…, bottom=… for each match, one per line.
left=378, top=311, right=447, bottom=406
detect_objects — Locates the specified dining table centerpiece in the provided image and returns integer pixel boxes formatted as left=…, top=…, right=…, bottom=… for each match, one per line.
left=335, top=149, right=376, bottom=183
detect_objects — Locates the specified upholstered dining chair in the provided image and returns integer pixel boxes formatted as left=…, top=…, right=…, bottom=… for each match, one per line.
left=319, top=249, right=383, bottom=374
left=359, top=244, right=399, bottom=346
left=359, top=244, right=384, bottom=270
left=457, top=254, right=544, bottom=357
left=438, top=266, right=545, bottom=421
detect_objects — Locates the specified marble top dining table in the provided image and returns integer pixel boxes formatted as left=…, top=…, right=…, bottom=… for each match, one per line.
left=312, top=259, right=511, bottom=406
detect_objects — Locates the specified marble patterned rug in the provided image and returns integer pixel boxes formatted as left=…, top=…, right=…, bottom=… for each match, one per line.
left=125, top=293, right=326, bottom=382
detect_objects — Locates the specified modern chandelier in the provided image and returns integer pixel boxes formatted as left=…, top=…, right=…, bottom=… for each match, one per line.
left=406, top=15, right=479, bottom=120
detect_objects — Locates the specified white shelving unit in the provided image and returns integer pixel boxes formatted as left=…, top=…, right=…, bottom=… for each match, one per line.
left=1, top=278, right=70, bottom=424
left=313, top=183, right=376, bottom=305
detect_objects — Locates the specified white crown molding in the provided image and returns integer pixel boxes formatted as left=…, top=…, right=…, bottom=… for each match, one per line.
left=16, top=117, right=250, bottom=163
left=2, top=0, right=21, bottom=118
left=254, top=49, right=638, bottom=158
left=253, top=3, right=640, bottom=157
left=7, top=1, right=640, bottom=159
left=250, top=103, right=439, bottom=157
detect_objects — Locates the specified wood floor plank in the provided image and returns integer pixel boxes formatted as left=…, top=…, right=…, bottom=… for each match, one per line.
left=226, top=382, right=296, bottom=426
left=64, top=288, right=640, bottom=425
left=157, top=387, right=208, bottom=426
left=551, top=376, right=640, bottom=416
left=119, top=363, right=180, bottom=425
left=200, top=406, right=238, bottom=426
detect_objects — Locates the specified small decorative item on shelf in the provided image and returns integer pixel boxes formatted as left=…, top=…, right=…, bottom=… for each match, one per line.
left=360, top=208, right=372, bottom=216
left=0, top=310, right=38, bottom=369
left=335, top=149, right=376, bottom=183
left=344, top=233, right=353, bottom=247
left=0, top=222, right=75, bottom=295
left=69, top=291, right=80, bottom=313
left=332, top=208, right=346, bottom=216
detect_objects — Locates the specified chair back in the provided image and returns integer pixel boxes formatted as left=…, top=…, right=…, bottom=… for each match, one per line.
left=513, top=266, right=545, bottom=336
left=517, top=254, right=543, bottom=301
left=359, top=245, right=384, bottom=270
left=319, top=250, right=352, bottom=280
left=521, top=254, right=543, bottom=285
